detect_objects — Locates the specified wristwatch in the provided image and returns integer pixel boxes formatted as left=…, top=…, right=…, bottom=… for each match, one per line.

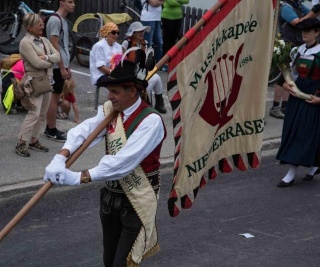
left=45, top=55, right=49, bottom=61
left=81, top=170, right=91, bottom=183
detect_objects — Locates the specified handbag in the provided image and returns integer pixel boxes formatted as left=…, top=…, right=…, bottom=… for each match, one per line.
left=29, top=39, right=53, bottom=97
left=11, top=77, right=25, bottom=101
left=12, top=76, right=36, bottom=110
left=30, top=74, right=53, bottom=97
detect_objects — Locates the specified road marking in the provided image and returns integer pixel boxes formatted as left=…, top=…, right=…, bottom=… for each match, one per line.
left=71, top=69, right=91, bottom=77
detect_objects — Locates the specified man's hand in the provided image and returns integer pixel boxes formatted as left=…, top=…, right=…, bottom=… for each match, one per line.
left=60, top=68, right=70, bottom=80
left=44, top=154, right=67, bottom=185
left=44, top=153, right=81, bottom=186
left=63, top=169, right=81, bottom=186
left=312, top=4, right=320, bottom=14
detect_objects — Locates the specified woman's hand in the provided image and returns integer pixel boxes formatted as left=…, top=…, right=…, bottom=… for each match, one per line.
left=39, top=55, right=46, bottom=60
left=305, top=95, right=320, bottom=105
left=283, top=82, right=297, bottom=97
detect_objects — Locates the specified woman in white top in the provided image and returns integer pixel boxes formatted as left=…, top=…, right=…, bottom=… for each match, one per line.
left=89, top=22, right=123, bottom=86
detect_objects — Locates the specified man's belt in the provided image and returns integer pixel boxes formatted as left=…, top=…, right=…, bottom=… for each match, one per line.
left=105, top=170, right=160, bottom=194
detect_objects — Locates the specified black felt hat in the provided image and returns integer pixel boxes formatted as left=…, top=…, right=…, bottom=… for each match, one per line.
left=105, top=60, right=137, bottom=85
left=296, top=18, right=320, bottom=30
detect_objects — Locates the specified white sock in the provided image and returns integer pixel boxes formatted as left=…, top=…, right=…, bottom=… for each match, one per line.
left=308, top=166, right=318, bottom=176
left=282, top=165, right=297, bottom=183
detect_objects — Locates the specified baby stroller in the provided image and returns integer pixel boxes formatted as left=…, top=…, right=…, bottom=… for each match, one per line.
left=73, top=12, right=132, bottom=67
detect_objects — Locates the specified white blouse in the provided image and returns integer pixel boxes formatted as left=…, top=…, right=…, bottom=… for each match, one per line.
left=62, top=98, right=165, bottom=181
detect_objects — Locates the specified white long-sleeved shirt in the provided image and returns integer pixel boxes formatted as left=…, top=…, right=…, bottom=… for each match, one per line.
left=62, top=98, right=165, bottom=181
left=89, top=38, right=123, bottom=85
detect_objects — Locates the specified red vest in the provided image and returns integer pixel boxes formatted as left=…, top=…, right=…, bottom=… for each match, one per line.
left=123, top=101, right=166, bottom=173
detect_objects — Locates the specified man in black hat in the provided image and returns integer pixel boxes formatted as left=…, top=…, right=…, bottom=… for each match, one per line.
left=43, top=57, right=166, bottom=266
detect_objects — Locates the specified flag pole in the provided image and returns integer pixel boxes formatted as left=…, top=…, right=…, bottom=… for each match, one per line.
left=0, top=110, right=119, bottom=242
left=0, top=0, right=229, bottom=242
left=147, top=0, right=227, bottom=80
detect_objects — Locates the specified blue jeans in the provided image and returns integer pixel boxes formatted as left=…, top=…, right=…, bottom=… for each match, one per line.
left=100, top=187, right=142, bottom=267
left=141, top=20, right=163, bottom=63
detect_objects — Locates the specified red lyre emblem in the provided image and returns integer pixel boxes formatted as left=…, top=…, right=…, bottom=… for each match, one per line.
left=199, top=44, right=244, bottom=132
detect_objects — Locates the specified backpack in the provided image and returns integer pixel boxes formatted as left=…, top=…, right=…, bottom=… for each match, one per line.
left=43, top=13, right=63, bottom=39
left=0, top=54, right=21, bottom=71
left=1, top=72, right=15, bottom=113
left=278, top=0, right=305, bottom=46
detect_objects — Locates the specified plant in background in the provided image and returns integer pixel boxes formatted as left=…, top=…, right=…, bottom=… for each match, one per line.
left=271, top=37, right=311, bottom=100
left=271, top=38, right=292, bottom=70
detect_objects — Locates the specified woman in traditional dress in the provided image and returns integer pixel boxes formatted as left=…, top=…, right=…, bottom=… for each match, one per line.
left=277, top=18, right=320, bottom=187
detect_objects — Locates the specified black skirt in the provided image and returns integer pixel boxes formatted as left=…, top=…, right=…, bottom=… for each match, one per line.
left=276, top=77, right=320, bottom=167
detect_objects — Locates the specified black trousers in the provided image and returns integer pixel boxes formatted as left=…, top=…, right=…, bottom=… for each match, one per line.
left=161, top=18, right=183, bottom=56
left=100, top=187, right=142, bottom=267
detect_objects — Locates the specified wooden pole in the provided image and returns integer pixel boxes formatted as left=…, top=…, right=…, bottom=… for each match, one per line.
left=147, top=0, right=225, bottom=80
left=0, top=110, right=119, bottom=242
left=0, top=0, right=228, bottom=242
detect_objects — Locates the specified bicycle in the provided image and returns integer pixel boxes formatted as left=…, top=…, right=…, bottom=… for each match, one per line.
left=0, top=0, right=76, bottom=62
left=268, top=65, right=282, bottom=85
left=74, top=0, right=140, bottom=68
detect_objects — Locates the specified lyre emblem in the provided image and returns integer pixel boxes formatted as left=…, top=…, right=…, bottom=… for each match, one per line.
left=199, top=44, right=244, bottom=132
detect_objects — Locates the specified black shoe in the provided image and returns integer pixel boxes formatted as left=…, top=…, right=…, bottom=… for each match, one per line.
left=44, top=126, right=65, bottom=136
left=303, top=174, right=315, bottom=181
left=303, top=168, right=320, bottom=181
left=155, top=94, right=167, bottom=114
left=46, top=128, right=66, bottom=142
left=155, top=105, right=167, bottom=114
left=277, top=179, right=294, bottom=187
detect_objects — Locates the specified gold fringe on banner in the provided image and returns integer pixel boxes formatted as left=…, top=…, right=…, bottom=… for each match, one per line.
left=126, top=243, right=160, bottom=267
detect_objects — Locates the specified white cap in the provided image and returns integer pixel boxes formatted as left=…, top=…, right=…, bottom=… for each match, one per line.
left=125, top=22, right=151, bottom=36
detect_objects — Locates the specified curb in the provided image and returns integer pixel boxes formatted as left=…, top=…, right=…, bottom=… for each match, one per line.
left=0, top=138, right=281, bottom=199
left=261, top=138, right=281, bottom=152
left=0, top=180, right=44, bottom=199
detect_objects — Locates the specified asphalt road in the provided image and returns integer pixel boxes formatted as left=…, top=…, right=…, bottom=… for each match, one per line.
left=1, top=152, right=320, bottom=267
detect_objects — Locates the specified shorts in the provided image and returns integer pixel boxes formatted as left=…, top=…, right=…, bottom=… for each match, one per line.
left=276, top=74, right=285, bottom=87
left=53, top=68, right=65, bottom=94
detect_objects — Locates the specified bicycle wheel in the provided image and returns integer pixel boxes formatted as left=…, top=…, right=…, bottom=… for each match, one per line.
left=0, top=16, right=22, bottom=46
left=268, top=65, right=282, bottom=86
left=68, top=29, right=76, bottom=62
left=75, top=36, right=94, bottom=67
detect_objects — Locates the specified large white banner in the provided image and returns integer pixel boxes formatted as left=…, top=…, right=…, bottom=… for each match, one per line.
left=167, top=0, right=277, bottom=216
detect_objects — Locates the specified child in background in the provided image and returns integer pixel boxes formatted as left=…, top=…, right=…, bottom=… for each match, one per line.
left=57, top=78, right=80, bottom=123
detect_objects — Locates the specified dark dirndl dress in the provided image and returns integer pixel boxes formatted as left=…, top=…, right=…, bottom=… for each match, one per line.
left=276, top=77, right=320, bottom=167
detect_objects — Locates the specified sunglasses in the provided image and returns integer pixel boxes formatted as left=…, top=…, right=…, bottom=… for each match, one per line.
left=110, top=30, right=120, bottom=35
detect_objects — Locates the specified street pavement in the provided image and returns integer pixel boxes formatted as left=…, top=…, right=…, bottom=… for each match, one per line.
left=0, top=58, right=283, bottom=198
